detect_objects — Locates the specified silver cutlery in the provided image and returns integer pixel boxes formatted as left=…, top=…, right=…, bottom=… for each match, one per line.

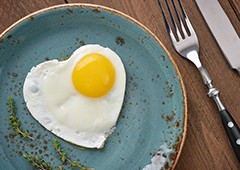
left=157, top=0, right=240, bottom=161
left=195, top=0, right=240, bottom=74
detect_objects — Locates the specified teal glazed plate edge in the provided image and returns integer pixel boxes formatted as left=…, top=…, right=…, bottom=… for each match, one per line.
left=0, top=3, right=187, bottom=170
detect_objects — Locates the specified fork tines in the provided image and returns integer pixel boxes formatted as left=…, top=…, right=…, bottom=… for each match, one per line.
left=157, top=0, right=195, bottom=43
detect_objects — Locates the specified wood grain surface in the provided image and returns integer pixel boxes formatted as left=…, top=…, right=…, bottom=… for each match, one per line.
left=228, top=0, right=240, bottom=21
left=1, top=0, right=240, bottom=169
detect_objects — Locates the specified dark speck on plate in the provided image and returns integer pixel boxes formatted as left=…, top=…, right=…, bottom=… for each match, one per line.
left=115, top=36, right=125, bottom=46
left=59, top=54, right=71, bottom=61
left=79, top=40, right=85, bottom=46
left=166, top=112, right=175, bottom=122
left=161, top=55, right=166, bottom=61
left=43, top=146, right=48, bottom=150
left=36, top=134, right=41, bottom=140
left=99, top=16, right=105, bottom=19
left=29, top=143, right=34, bottom=148
left=7, top=35, right=12, bottom=40
left=66, top=9, right=74, bottom=14
left=175, top=121, right=180, bottom=128
left=45, top=57, right=50, bottom=61
left=92, top=9, right=101, bottom=13
left=164, top=161, right=170, bottom=169
left=11, top=72, right=18, bottom=78
left=75, top=38, right=85, bottom=46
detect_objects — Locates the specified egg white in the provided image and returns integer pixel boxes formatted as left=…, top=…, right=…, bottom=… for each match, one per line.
left=23, top=44, right=126, bottom=148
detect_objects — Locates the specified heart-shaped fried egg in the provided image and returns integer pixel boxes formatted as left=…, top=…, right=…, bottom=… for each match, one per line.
left=23, top=44, right=126, bottom=149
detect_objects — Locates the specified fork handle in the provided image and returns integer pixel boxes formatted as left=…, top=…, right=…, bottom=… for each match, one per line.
left=199, top=67, right=240, bottom=161
left=220, top=109, right=240, bottom=162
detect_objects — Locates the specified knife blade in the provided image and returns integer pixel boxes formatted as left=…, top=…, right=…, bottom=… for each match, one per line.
left=195, top=0, right=240, bottom=74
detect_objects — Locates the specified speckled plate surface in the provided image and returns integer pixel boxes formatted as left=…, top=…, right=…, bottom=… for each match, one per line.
left=0, top=4, right=187, bottom=170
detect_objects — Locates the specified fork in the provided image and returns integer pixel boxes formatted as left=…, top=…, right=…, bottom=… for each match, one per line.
left=157, top=0, right=240, bottom=161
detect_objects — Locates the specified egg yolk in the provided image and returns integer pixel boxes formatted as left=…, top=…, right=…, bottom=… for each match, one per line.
left=72, top=53, right=115, bottom=97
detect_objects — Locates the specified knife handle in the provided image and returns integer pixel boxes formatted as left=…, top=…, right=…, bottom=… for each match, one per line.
left=220, top=109, right=240, bottom=162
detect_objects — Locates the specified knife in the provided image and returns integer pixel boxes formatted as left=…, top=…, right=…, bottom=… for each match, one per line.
left=195, top=0, right=240, bottom=74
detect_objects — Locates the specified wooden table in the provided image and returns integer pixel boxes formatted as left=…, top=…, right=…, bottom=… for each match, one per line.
left=1, top=0, right=239, bottom=169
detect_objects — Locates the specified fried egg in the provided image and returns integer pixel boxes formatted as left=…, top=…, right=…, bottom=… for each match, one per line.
left=23, top=44, right=126, bottom=149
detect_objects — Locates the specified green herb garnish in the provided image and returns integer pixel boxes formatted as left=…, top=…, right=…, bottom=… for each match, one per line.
left=22, top=153, right=52, bottom=170
left=7, top=96, right=35, bottom=140
left=7, top=97, right=93, bottom=170
left=53, top=138, right=93, bottom=170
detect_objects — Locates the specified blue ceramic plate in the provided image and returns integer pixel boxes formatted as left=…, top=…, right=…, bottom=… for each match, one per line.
left=0, top=4, right=187, bottom=170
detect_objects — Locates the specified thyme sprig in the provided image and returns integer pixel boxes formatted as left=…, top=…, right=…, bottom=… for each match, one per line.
left=53, top=138, right=93, bottom=170
left=7, top=97, right=93, bottom=170
left=22, top=153, right=52, bottom=170
left=7, top=96, right=35, bottom=140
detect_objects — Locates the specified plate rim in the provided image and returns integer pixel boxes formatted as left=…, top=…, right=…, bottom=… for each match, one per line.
left=0, top=3, right=188, bottom=169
